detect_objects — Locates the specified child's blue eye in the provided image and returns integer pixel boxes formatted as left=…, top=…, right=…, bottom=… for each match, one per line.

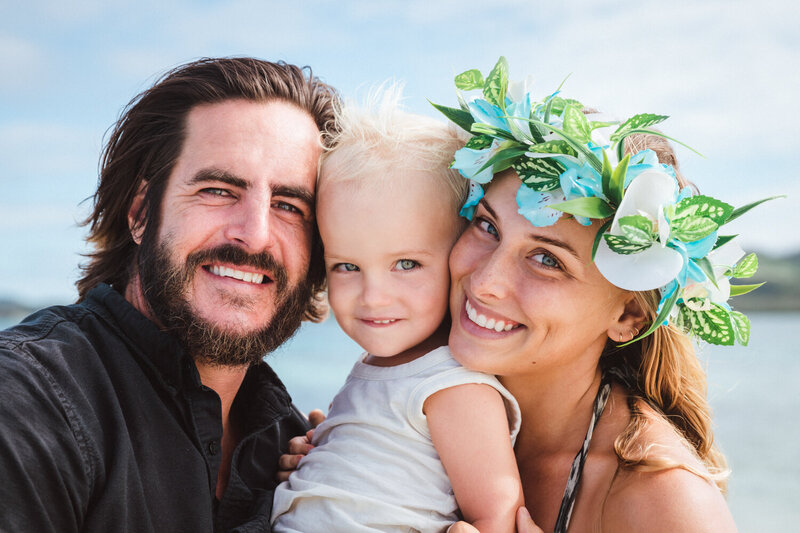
left=394, top=259, right=419, bottom=271
left=333, top=263, right=359, bottom=272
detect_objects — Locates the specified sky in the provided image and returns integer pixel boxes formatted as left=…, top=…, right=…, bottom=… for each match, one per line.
left=1, top=0, right=798, bottom=305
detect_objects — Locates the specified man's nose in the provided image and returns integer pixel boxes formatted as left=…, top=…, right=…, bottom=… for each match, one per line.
left=223, top=197, right=273, bottom=251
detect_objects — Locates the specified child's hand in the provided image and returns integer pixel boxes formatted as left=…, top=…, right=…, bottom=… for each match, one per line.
left=275, top=409, right=327, bottom=482
left=445, top=507, right=543, bottom=533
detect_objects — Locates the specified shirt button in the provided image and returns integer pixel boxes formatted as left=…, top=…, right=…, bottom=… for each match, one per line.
left=207, top=440, right=219, bottom=456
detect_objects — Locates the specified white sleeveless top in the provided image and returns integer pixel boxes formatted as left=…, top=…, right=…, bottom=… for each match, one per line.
left=271, top=346, right=521, bottom=532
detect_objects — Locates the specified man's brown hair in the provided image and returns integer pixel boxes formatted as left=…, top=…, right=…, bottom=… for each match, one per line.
left=78, top=57, right=338, bottom=321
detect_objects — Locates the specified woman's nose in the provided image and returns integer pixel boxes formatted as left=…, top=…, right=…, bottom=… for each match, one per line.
left=469, top=247, right=513, bottom=301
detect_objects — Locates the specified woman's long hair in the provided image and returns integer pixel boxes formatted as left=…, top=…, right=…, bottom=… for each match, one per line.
left=605, top=134, right=729, bottom=492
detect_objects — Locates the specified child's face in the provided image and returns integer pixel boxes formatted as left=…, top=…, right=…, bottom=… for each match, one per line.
left=318, top=173, right=461, bottom=360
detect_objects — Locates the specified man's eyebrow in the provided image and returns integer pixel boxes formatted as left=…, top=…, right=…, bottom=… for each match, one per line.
left=187, top=169, right=248, bottom=189
left=478, top=198, right=581, bottom=260
left=272, top=185, right=314, bottom=206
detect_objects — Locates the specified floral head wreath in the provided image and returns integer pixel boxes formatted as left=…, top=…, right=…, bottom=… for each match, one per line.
left=433, top=56, right=778, bottom=347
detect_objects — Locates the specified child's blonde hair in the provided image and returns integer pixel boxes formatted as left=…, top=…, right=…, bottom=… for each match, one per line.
left=320, top=84, right=469, bottom=213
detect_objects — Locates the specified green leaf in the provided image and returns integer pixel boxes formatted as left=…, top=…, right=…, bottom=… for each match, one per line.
left=615, top=128, right=704, bottom=158
left=454, top=69, right=484, bottom=91
left=601, top=151, right=613, bottom=202
left=693, top=256, right=719, bottom=289
left=727, top=195, right=786, bottom=224
left=465, top=135, right=494, bottom=150
left=729, top=310, right=751, bottom=346
left=672, top=195, right=734, bottom=225
left=528, top=140, right=578, bottom=158
left=729, top=282, right=764, bottom=297
left=732, top=253, right=758, bottom=278
left=470, top=122, right=516, bottom=141
left=514, top=158, right=563, bottom=192
left=609, top=154, right=630, bottom=206
left=589, top=120, right=618, bottom=131
left=547, top=96, right=584, bottom=116
left=684, top=303, right=735, bottom=346
left=610, top=113, right=670, bottom=143
left=473, top=143, right=529, bottom=176
left=602, top=234, right=652, bottom=254
left=712, top=234, right=738, bottom=250
left=551, top=197, right=614, bottom=220
left=591, top=219, right=613, bottom=261
left=483, top=56, right=509, bottom=109
left=523, top=116, right=603, bottom=172
left=430, top=101, right=475, bottom=133
left=618, top=215, right=655, bottom=245
left=670, top=216, right=719, bottom=242
left=562, top=104, right=592, bottom=144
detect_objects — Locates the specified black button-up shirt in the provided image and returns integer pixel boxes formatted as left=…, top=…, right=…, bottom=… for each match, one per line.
left=0, top=284, right=309, bottom=532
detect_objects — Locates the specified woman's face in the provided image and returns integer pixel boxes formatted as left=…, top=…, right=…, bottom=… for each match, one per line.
left=448, top=172, right=632, bottom=378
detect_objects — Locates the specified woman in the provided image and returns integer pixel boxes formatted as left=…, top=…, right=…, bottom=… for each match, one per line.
left=443, top=58, right=751, bottom=531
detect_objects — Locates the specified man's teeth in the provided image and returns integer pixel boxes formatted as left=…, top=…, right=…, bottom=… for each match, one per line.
left=209, top=265, right=265, bottom=284
left=465, top=299, right=515, bottom=332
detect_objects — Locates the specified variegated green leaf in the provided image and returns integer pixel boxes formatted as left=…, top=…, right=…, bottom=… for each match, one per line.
left=589, top=120, right=618, bottom=131
left=455, top=69, right=484, bottom=91
left=729, top=282, right=764, bottom=297
left=562, top=104, right=592, bottom=144
left=610, top=113, right=670, bottom=142
left=548, top=97, right=584, bottom=116
left=470, top=122, right=515, bottom=141
left=528, top=140, right=578, bottom=157
left=551, top=197, right=614, bottom=219
left=618, top=215, right=655, bottom=245
left=684, top=303, right=735, bottom=346
left=672, top=195, right=734, bottom=225
left=671, top=216, right=718, bottom=242
left=474, top=144, right=529, bottom=175
left=483, top=56, right=509, bottom=109
left=465, top=135, right=494, bottom=150
left=603, top=234, right=652, bottom=254
left=732, top=253, right=758, bottom=278
left=514, top=158, right=563, bottom=192
left=729, top=310, right=751, bottom=346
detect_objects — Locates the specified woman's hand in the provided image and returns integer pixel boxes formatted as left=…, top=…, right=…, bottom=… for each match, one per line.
left=446, top=507, right=543, bottom=533
left=275, top=409, right=326, bottom=482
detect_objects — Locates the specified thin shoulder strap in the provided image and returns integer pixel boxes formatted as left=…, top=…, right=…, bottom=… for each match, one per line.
left=553, top=373, right=613, bottom=533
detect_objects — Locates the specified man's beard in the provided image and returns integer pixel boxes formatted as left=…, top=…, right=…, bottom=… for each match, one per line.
left=137, top=234, right=310, bottom=367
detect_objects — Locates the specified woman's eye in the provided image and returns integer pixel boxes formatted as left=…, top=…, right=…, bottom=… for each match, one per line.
left=333, top=263, right=359, bottom=272
left=475, top=217, right=499, bottom=238
left=531, top=252, right=561, bottom=269
left=394, top=259, right=419, bottom=271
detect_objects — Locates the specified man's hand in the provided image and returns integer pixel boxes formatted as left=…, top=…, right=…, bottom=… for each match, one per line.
left=276, top=409, right=326, bottom=482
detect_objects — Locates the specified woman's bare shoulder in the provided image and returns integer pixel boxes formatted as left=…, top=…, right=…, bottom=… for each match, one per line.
left=601, top=399, right=736, bottom=532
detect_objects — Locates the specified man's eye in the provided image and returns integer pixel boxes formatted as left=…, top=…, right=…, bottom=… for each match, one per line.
left=275, top=201, right=301, bottom=214
left=202, top=188, right=231, bottom=197
left=394, top=259, right=419, bottom=271
left=333, top=263, right=359, bottom=272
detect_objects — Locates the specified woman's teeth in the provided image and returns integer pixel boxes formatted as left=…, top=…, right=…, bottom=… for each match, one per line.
left=209, top=265, right=265, bottom=284
left=466, top=299, right=515, bottom=332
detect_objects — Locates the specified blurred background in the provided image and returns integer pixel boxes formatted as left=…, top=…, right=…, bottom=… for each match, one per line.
left=1, top=1, right=797, bottom=530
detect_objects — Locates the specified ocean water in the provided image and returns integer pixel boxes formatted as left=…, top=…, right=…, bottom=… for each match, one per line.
left=269, top=312, right=800, bottom=533
left=2, top=311, right=797, bottom=530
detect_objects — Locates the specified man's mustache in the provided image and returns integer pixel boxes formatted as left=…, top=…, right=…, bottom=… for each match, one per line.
left=185, top=244, right=289, bottom=293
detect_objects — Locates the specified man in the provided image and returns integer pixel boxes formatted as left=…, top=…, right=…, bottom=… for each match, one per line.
left=0, top=57, right=337, bottom=531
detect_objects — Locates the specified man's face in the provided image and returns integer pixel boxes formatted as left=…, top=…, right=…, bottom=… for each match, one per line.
left=137, top=99, right=322, bottom=365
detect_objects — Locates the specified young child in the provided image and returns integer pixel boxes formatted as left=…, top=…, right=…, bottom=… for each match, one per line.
left=270, top=92, right=523, bottom=533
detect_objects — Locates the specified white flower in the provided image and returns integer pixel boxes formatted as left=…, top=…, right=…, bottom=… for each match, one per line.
left=595, top=170, right=684, bottom=291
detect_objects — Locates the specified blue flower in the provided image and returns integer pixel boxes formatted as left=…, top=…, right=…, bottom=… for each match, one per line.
left=516, top=185, right=566, bottom=227
left=467, top=99, right=508, bottom=132
left=460, top=180, right=485, bottom=220
left=451, top=139, right=501, bottom=184
left=624, top=149, right=661, bottom=187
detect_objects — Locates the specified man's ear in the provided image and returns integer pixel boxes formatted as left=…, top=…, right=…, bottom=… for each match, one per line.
left=128, top=180, right=148, bottom=245
left=607, top=293, right=648, bottom=344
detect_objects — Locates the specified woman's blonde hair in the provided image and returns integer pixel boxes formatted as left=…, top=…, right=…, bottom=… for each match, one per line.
left=319, top=84, right=469, bottom=212
left=605, top=133, right=729, bottom=492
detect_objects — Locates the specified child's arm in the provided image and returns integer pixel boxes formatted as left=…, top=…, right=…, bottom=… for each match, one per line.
left=425, top=383, right=524, bottom=533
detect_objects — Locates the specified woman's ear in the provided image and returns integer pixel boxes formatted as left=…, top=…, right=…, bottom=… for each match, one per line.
left=608, top=293, right=648, bottom=344
left=128, top=180, right=148, bottom=245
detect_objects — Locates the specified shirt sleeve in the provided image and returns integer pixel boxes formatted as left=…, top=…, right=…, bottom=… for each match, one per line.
left=406, top=365, right=521, bottom=444
left=0, top=346, right=92, bottom=533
